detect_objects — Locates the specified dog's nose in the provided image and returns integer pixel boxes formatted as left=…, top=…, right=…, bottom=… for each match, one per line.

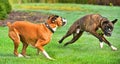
left=62, top=18, right=67, bottom=26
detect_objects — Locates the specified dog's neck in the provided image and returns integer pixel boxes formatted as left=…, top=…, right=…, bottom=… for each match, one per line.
left=45, top=23, right=55, bottom=33
left=45, top=23, right=58, bottom=33
left=49, top=24, right=58, bottom=31
left=52, top=26, right=58, bottom=31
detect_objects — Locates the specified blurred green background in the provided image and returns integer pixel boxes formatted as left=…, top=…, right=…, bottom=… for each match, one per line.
left=0, top=0, right=120, bottom=64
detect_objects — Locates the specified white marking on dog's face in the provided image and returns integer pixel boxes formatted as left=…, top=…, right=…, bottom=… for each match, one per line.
left=111, top=46, right=117, bottom=51
left=108, top=28, right=111, bottom=31
left=100, top=42, right=103, bottom=48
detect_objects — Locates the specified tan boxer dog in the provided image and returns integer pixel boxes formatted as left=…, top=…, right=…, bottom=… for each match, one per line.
left=59, top=14, right=117, bottom=51
left=7, top=15, right=67, bottom=60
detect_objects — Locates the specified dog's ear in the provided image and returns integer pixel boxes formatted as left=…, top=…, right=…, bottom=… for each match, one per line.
left=100, top=17, right=109, bottom=25
left=102, top=21, right=109, bottom=25
left=51, top=15, right=59, bottom=23
left=51, top=17, right=56, bottom=23
left=112, top=19, right=118, bottom=24
left=48, top=15, right=59, bottom=23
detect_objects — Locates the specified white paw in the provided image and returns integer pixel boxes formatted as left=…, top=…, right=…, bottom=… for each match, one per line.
left=42, top=50, right=55, bottom=60
left=111, top=46, right=117, bottom=51
left=100, top=42, right=103, bottom=48
left=25, top=55, right=30, bottom=58
left=49, top=58, right=55, bottom=60
left=18, top=54, right=24, bottom=57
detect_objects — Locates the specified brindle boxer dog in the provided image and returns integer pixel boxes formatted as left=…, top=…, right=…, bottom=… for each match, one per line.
left=59, top=14, right=118, bottom=51
left=7, top=15, right=67, bottom=60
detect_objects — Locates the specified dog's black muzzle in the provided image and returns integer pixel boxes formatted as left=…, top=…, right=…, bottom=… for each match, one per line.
left=104, top=31, right=112, bottom=36
left=104, top=28, right=112, bottom=37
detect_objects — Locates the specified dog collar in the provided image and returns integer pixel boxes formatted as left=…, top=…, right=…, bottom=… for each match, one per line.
left=45, top=23, right=54, bottom=33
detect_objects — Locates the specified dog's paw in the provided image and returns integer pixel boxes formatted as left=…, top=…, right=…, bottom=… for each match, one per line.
left=18, top=54, right=24, bottom=57
left=49, top=58, right=55, bottom=61
left=111, top=46, right=117, bottom=51
left=100, top=42, right=103, bottom=48
left=25, top=55, right=30, bottom=58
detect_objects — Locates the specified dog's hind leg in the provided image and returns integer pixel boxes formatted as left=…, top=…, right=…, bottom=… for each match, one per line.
left=8, top=29, right=22, bottom=57
left=64, top=31, right=83, bottom=46
left=20, top=37, right=29, bottom=57
left=21, top=42, right=29, bottom=57
left=58, top=31, right=73, bottom=44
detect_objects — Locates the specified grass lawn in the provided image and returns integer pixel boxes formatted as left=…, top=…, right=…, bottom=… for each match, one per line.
left=0, top=3, right=120, bottom=64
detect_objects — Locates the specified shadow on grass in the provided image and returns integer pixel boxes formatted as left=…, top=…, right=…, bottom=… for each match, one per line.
left=0, top=53, right=14, bottom=58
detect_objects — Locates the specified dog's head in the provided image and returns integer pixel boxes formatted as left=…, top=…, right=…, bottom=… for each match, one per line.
left=47, top=15, right=67, bottom=27
left=101, top=18, right=117, bottom=36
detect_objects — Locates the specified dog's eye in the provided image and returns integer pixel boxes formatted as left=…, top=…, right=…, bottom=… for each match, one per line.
left=107, top=26, right=113, bottom=31
left=105, top=26, right=109, bottom=30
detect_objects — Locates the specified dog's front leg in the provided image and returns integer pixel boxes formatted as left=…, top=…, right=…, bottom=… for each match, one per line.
left=59, top=31, right=73, bottom=44
left=35, top=39, right=55, bottom=60
left=90, top=31, right=117, bottom=51
left=101, top=36, right=117, bottom=51
left=90, top=31, right=106, bottom=49
left=36, top=49, right=40, bottom=55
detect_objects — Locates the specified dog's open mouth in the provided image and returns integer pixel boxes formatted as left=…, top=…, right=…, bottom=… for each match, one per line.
left=104, top=31, right=112, bottom=37
left=62, top=18, right=67, bottom=26
left=104, top=27, right=113, bottom=37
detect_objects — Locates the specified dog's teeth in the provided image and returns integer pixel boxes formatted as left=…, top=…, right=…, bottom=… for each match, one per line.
left=109, top=28, right=111, bottom=31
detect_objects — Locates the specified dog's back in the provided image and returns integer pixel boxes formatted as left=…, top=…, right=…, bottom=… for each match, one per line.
left=68, top=14, right=102, bottom=32
left=7, top=21, right=47, bottom=42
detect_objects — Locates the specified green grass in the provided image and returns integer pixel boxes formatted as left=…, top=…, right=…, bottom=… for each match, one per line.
left=0, top=3, right=120, bottom=64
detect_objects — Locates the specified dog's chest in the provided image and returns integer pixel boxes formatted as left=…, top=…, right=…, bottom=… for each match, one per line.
left=96, top=28, right=104, bottom=35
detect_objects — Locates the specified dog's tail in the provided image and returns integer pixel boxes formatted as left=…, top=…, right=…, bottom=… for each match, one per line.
left=7, top=22, right=12, bottom=29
